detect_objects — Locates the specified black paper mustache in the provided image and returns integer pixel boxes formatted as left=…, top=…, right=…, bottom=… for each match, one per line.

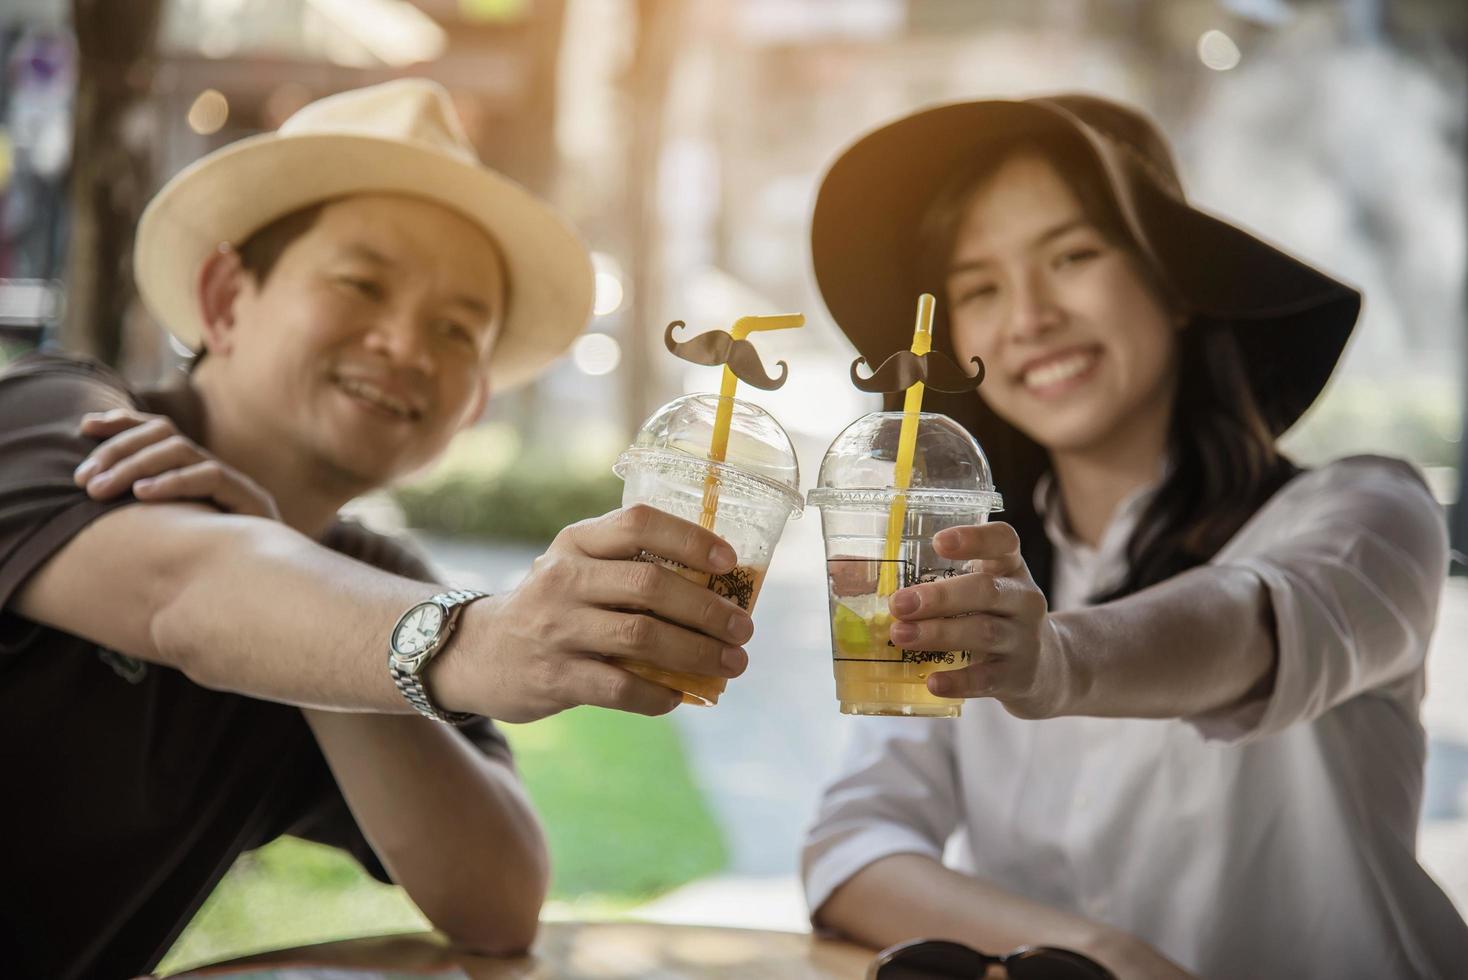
left=849, top=350, right=987, bottom=394
left=663, top=320, right=790, bottom=390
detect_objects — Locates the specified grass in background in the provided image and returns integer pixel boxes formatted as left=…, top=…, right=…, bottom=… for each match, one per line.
left=506, top=707, right=727, bottom=899
left=158, top=837, right=429, bottom=972
left=160, top=707, right=725, bottom=973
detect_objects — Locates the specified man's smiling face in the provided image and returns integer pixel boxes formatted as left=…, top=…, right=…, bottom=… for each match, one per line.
left=214, top=193, right=506, bottom=488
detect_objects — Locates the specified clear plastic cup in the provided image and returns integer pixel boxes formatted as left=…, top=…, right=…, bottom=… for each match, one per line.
left=612, top=393, right=802, bottom=705
left=807, top=411, right=1003, bottom=717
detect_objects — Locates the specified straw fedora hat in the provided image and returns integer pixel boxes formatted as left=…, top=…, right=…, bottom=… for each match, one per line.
left=135, top=78, right=593, bottom=391
left=811, top=94, right=1361, bottom=437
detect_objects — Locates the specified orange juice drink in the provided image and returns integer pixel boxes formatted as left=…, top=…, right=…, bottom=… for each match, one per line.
left=614, top=394, right=801, bottom=705
left=829, top=583, right=970, bottom=717
left=808, top=411, right=1003, bottom=717
left=626, top=561, right=769, bottom=705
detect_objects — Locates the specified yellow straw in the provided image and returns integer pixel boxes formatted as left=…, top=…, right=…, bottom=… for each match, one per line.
left=878, top=293, right=935, bottom=597
left=699, top=313, right=805, bottom=530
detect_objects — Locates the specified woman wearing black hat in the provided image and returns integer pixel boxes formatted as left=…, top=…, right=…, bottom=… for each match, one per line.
left=802, top=96, right=1466, bottom=979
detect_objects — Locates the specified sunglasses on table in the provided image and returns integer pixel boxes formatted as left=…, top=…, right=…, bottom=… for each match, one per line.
left=868, top=938, right=1117, bottom=980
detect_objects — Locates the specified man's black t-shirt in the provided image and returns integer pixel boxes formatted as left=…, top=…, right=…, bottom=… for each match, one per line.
left=0, top=353, right=512, bottom=980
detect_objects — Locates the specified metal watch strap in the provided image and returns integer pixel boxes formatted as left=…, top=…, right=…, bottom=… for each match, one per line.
left=389, top=589, right=487, bottom=725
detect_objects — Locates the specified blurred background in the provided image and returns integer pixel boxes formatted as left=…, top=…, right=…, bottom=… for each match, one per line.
left=3, top=0, right=1465, bottom=970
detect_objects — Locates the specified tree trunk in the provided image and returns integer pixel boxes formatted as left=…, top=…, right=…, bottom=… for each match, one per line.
left=621, top=0, right=683, bottom=428
left=1452, top=87, right=1468, bottom=572
left=62, top=0, right=163, bottom=367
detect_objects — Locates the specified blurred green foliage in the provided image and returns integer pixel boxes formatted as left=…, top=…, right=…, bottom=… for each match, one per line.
left=1286, top=377, right=1461, bottom=469
left=394, top=464, right=623, bottom=544
left=392, top=423, right=625, bottom=544
left=504, top=708, right=727, bottom=899
left=158, top=837, right=427, bottom=973
left=0, top=338, right=28, bottom=369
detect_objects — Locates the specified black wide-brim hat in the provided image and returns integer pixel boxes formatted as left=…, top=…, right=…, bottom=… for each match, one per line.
left=811, top=94, right=1361, bottom=438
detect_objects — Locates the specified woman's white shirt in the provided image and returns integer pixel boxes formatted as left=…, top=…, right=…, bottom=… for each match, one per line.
left=802, top=455, right=1468, bottom=979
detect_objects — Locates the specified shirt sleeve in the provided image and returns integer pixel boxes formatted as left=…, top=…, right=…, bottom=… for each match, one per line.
left=0, top=355, right=140, bottom=629
left=801, top=717, right=962, bottom=920
left=1189, top=456, right=1448, bottom=742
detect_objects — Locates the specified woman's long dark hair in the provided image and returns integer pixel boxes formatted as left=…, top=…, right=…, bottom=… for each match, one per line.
left=913, top=131, right=1299, bottom=602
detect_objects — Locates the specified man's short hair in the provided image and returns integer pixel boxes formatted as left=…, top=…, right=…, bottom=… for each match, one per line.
left=237, top=201, right=328, bottom=285
left=190, top=201, right=327, bottom=366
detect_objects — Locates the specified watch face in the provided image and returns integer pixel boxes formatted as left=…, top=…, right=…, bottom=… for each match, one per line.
left=393, top=601, right=444, bottom=658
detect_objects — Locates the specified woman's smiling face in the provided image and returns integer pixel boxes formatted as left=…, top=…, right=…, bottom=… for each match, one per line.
left=945, top=152, right=1180, bottom=457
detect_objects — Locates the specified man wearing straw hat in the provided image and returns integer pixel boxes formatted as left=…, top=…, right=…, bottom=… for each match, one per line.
left=0, top=79, right=753, bottom=979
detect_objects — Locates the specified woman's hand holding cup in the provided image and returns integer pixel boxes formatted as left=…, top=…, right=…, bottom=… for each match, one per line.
left=887, top=521, right=1072, bottom=719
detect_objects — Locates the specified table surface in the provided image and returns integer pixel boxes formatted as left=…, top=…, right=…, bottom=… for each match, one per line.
left=188, top=921, right=877, bottom=979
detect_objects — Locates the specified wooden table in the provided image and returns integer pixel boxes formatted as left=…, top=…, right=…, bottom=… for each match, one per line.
left=187, top=921, right=876, bottom=978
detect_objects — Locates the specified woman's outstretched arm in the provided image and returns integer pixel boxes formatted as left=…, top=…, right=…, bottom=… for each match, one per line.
left=889, top=458, right=1446, bottom=735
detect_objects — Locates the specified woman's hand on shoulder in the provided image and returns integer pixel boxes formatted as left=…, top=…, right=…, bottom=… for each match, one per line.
left=887, top=521, right=1078, bottom=719
left=74, top=408, right=281, bottom=521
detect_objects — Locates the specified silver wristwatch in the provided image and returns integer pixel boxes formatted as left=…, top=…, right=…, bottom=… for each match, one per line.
left=387, top=589, right=488, bottom=724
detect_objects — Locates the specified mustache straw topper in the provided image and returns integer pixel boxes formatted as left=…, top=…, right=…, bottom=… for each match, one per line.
left=850, top=348, right=985, bottom=394
left=663, top=313, right=806, bottom=528
left=864, top=293, right=987, bottom=597
left=664, top=321, right=791, bottom=390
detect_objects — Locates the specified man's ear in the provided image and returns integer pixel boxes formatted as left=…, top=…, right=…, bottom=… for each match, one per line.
left=196, top=245, right=251, bottom=356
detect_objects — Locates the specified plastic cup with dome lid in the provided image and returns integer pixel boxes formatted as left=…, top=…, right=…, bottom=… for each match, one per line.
left=612, top=314, right=805, bottom=706
left=807, top=295, right=1003, bottom=717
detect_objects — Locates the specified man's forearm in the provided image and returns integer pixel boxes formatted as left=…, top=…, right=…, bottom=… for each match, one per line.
left=17, top=498, right=753, bottom=723
left=154, top=516, right=441, bottom=710
left=16, top=504, right=437, bottom=712
left=305, top=709, right=548, bottom=954
left=1054, top=564, right=1276, bottom=719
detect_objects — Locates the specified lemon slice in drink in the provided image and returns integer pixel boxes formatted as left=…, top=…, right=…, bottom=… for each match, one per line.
left=833, top=597, right=891, bottom=656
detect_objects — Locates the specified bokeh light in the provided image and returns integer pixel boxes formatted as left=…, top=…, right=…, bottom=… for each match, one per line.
left=186, top=89, right=230, bottom=135
left=1198, top=29, right=1242, bottom=71
left=572, top=332, right=622, bottom=375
